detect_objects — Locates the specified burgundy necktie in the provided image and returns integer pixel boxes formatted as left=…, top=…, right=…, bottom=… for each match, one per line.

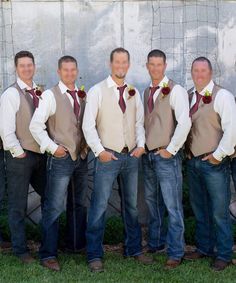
left=67, top=90, right=80, bottom=119
left=25, top=89, right=39, bottom=108
left=190, top=91, right=202, bottom=117
left=147, top=86, right=160, bottom=113
left=117, top=84, right=127, bottom=113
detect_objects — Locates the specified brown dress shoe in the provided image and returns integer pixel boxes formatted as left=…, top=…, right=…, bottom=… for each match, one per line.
left=134, top=254, right=154, bottom=265
left=88, top=260, right=104, bottom=273
left=164, top=259, right=181, bottom=270
left=19, top=254, right=35, bottom=264
left=184, top=251, right=207, bottom=260
left=211, top=259, right=231, bottom=272
left=41, top=258, right=60, bottom=272
left=0, top=241, right=11, bottom=250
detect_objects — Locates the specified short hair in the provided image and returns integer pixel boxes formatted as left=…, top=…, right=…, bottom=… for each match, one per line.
left=110, top=47, right=130, bottom=62
left=58, top=55, right=78, bottom=69
left=147, top=49, right=166, bottom=63
left=14, top=50, right=35, bottom=67
left=191, top=56, right=212, bottom=71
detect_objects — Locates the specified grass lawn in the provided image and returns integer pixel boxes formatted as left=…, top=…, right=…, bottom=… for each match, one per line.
left=0, top=251, right=236, bottom=283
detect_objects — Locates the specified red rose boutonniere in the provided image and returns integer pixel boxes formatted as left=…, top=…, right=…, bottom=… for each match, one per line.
left=77, top=85, right=86, bottom=99
left=35, top=86, right=43, bottom=99
left=202, top=90, right=212, bottom=104
left=161, top=82, right=171, bottom=98
left=128, top=85, right=136, bottom=100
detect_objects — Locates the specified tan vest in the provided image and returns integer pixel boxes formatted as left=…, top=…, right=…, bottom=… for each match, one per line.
left=12, top=82, right=41, bottom=153
left=96, top=79, right=136, bottom=153
left=144, top=79, right=177, bottom=150
left=187, top=83, right=223, bottom=157
left=46, top=85, right=85, bottom=161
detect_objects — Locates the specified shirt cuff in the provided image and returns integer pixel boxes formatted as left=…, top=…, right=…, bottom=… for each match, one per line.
left=213, top=148, right=227, bottom=162
left=166, top=142, right=179, bottom=156
left=42, top=141, right=58, bottom=155
left=137, top=141, right=145, bottom=148
left=10, top=146, right=24, bottom=158
left=93, top=144, right=105, bottom=157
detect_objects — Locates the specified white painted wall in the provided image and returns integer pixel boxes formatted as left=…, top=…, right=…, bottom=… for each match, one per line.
left=1, top=0, right=236, bottom=95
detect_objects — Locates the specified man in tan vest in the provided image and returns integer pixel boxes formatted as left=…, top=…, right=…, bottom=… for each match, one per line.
left=184, top=57, right=236, bottom=271
left=0, top=51, right=46, bottom=263
left=142, top=49, right=191, bottom=269
left=83, top=47, right=153, bottom=272
left=30, top=56, right=88, bottom=272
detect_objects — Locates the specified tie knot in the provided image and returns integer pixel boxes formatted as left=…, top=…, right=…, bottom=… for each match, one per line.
left=149, top=86, right=160, bottom=96
left=117, top=84, right=127, bottom=95
left=195, top=90, right=202, bottom=102
left=25, top=88, right=35, bottom=94
left=67, top=89, right=77, bottom=99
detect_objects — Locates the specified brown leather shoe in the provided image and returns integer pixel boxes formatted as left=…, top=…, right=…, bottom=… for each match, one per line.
left=164, top=259, right=182, bottom=270
left=184, top=251, right=207, bottom=260
left=0, top=241, right=11, bottom=250
left=88, top=260, right=104, bottom=273
left=134, top=254, right=154, bottom=265
left=19, top=254, right=35, bottom=264
left=41, top=258, right=60, bottom=272
left=211, top=259, right=231, bottom=272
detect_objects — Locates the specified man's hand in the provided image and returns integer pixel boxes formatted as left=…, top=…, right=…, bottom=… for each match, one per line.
left=202, top=154, right=221, bottom=165
left=155, top=149, right=173, bottom=159
left=99, top=150, right=118, bottom=163
left=54, top=145, right=68, bottom=158
left=16, top=152, right=27, bottom=159
left=130, top=147, right=145, bottom=158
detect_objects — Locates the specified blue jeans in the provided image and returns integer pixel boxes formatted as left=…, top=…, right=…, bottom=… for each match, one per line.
left=5, top=150, right=46, bottom=256
left=142, top=152, right=184, bottom=260
left=0, top=149, right=6, bottom=242
left=231, top=157, right=236, bottom=191
left=86, top=151, right=142, bottom=262
left=39, top=153, right=88, bottom=260
left=186, top=157, right=232, bottom=262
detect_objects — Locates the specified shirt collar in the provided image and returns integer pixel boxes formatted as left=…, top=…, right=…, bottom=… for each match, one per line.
left=59, top=80, right=78, bottom=94
left=150, top=75, right=169, bottom=88
left=193, top=80, right=214, bottom=96
left=106, top=75, right=128, bottom=89
left=17, top=77, right=37, bottom=90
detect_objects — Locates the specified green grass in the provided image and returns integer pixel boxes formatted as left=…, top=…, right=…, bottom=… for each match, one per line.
left=0, top=252, right=236, bottom=283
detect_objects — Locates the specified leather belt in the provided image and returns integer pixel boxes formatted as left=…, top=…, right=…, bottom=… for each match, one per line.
left=145, top=145, right=166, bottom=153
left=188, top=151, right=213, bottom=160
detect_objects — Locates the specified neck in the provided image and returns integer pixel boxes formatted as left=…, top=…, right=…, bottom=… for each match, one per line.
left=151, top=75, right=165, bottom=87
left=195, top=80, right=211, bottom=93
left=19, top=78, right=33, bottom=88
left=111, top=74, right=125, bottom=87
left=62, top=80, right=75, bottom=91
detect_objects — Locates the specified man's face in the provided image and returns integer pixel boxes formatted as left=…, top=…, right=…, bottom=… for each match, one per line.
left=16, top=57, right=35, bottom=81
left=146, top=56, right=167, bottom=81
left=191, top=61, right=212, bottom=88
left=110, top=52, right=130, bottom=79
left=57, top=62, right=78, bottom=85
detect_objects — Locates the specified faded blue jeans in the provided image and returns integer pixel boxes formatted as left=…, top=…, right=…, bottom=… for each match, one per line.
left=86, top=151, right=142, bottom=262
left=186, top=156, right=232, bottom=262
left=142, top=152, right=184, bottom=260
left=39, top=153, right=88, bottom=260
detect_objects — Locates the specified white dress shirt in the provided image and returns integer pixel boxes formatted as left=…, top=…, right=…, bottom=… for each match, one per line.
left=82, top=75, right=145, bottom=157
left=190, top=79, right=236, bottom=161
left=146, top=75, right=192, bottom=155
left=29, top=80, right=80, bottom=155
left=0, top=77, right=37, bottom=157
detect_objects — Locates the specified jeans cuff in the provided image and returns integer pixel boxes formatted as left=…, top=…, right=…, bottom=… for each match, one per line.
left=40, top=256, right=57, bottom=261
left=87, top=257, right=102, bottom=263
left=125, top=251, right=143, bottom=257
left=216, top=256, right=232, bottom=262
left=196, top=248, right=214, bottom=257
